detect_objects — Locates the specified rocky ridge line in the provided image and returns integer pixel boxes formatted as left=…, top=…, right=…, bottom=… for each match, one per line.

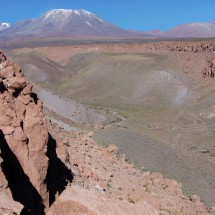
left=0, top=51, right=73, bottom=214
left=0, top=50, right=49, bottom=214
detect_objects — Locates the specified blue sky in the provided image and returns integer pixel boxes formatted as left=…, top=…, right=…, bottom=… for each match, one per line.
left=1, top=0, right=215, bottom=31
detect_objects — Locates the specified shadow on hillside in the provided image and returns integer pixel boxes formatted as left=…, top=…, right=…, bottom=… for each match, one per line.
left=45, top=133, right=73, bottom=206
left=0, top=130, right=45, bottom=215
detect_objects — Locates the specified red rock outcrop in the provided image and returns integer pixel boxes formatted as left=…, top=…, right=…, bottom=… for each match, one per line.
left=0, top=51, right=49, bottom=213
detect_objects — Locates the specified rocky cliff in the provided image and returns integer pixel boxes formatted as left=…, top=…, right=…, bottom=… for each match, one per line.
left=0, top=50, right=49, bottom=214
left=0, top=51, right=72, bottom=214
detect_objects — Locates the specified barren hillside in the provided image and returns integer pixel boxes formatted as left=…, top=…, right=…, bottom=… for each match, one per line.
left=2, top=40, right=215, bottom=213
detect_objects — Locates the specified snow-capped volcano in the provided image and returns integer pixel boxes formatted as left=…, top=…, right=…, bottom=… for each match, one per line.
left=40, top=9, right=106, bottom=31
left=0, top=9, right=144, bottom=40
left=43, top=9, right=104, bottom=24
left=0, top=23, right=10, bottom=31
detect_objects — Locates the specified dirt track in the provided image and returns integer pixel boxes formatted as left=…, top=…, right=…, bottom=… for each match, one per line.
left=34, top=85, right=113, bottom=126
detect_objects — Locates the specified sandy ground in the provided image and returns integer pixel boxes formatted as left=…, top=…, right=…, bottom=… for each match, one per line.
left=34, top=85, right=113, bottom=127
left=49, top=117, right=79, bottom=131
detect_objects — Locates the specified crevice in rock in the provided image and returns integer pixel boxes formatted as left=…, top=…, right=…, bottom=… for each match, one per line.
left=0, top=130, right=45, bottom=215
left=45, top=133, right=73, bottom=206
left=31, top=93, right=38, bottom=105
left=13, top=88, right=23, bottom=98
left=20, top=120, right=24, bottom=129
left=0, top=82, right=6, bottom=93
left=0, top=53, right=6, bottom=63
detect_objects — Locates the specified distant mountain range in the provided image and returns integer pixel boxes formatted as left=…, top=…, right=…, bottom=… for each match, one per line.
left=0, top=9, right=215, bottom=40
left=151, top=21, right=215, bottom=38
left=0, top=9, right=150, bottom=40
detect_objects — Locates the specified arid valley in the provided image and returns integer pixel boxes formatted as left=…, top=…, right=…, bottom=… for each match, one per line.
left=1, top=6, right=215, bottom=215
left=0, top=37, right=214, bottom=214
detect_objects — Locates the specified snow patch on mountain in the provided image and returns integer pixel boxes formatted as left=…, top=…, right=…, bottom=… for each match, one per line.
left=86, top=22, right=92, bottom=27
left=0, top=23, right=10, bottom=31
left=43, top=9, right=96, bottom=19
